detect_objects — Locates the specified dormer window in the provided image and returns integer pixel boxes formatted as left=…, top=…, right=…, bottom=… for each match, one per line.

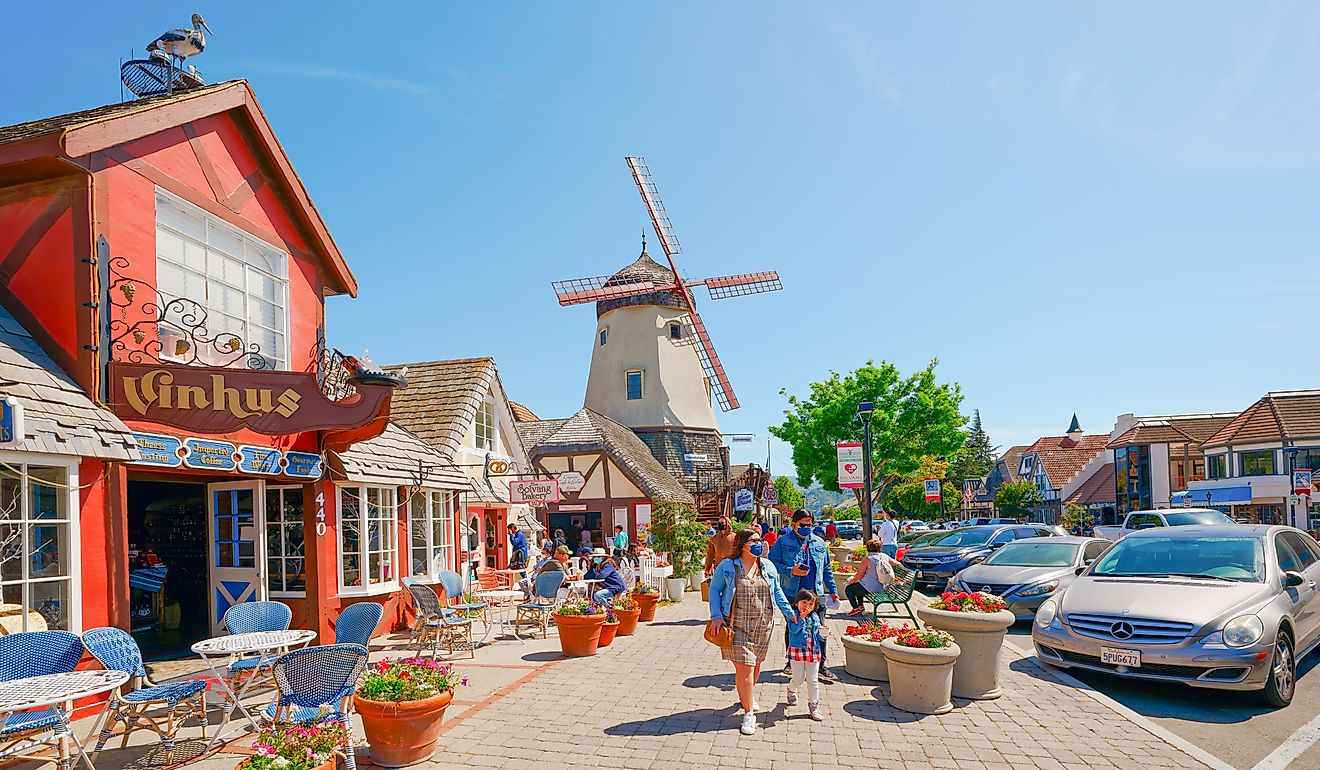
left=626, top=370, right=644, bottom=400
left=475, top=401, right=496, bottom=450
left=669, top=322, right=682, bottom=340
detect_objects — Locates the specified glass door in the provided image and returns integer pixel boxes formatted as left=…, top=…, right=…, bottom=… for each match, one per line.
left=207, top=480, right=267, bottom=635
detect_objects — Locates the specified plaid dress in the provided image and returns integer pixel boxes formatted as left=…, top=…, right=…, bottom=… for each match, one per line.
left=723, top=562, right=774, bottom=666
left=787, top=614, right=824, bottom=663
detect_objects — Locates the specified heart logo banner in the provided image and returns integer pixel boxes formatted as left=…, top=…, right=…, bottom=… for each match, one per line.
left=837, top=442, right=864, bottom=489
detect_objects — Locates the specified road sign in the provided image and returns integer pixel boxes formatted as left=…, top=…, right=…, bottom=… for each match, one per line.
left=1294, top=469, right=1312, bottom=497
left=734, top=488, right=755, bottom=512
left=763, top=484, right=778, bottom=505
left=837, top=442, right=864, bottom=489
left=924, top=478, right=942, bottom=503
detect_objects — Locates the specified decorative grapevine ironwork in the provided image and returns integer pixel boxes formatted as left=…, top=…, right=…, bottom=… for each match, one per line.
left=105, top=255, right=272, bottom=370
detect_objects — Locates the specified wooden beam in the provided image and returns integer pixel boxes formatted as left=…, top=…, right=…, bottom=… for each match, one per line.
left=0, top=192, right=70, bottom=281
left=0, top=176, right=82, bottom=207
left=182, top=123, right=227, bottom=202
left=225, top=167, right=266, bottom=211
left=60, top=84, right=248, bottom=157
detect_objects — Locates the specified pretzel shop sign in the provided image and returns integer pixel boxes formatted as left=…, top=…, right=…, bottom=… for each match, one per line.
left=108, top=361, right=392, bottom=435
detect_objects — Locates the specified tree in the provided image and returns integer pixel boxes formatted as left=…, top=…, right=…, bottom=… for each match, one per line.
left=1062, top=502, right=1088, bottom=531
left=772, top=476, right=805, bottom=512
left=770, top=360, right=966, bottom=516
left=995, top=480, right=1041, bottom=519
left=833, top=506, right=861, bottom=521
left=886, top=456, right=964, bottom=519
left=949, top=410, right=998, bottom=484
left=649, top=501, right=706, bottom=578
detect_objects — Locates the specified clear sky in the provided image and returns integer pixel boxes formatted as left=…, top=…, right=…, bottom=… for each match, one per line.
left=4, top=3, right=1319, bottom=479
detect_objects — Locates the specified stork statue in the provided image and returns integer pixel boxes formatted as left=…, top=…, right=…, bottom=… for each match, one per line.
left=147, top=13, right=212, bottom=64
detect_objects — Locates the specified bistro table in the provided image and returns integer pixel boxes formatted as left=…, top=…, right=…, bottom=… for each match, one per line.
left=0, top=669, right=129, bottom=770
left=475, top=589, right=526, bottom=644
left=192, top=629, right=316, bottom=750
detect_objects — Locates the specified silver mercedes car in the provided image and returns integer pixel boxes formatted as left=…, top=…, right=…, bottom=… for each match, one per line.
left=949, top=537, right=1111, bottom=619
left=1031, top=524, right=1320, bottom=707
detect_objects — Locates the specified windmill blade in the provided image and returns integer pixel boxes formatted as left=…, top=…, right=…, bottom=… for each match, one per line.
left=684, top=307, right=739, bottom=412
left=551, top=275, right=659, bottom=306
left=696, top=271, right=783, bottom=300
left=625, top=156, right=683, bottom=260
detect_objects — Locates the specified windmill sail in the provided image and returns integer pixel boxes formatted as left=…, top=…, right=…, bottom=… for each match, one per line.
left=551, top=274, right=658, bottom=306
left=699, top=271, right=783, bottom=300
left=684, top=306, right=739, bottom=411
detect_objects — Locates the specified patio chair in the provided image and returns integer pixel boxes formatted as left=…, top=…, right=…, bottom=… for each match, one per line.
left=0, top=630, right=85, bottom=770
left=405, top=582, right=473, bottom=659
left=221, top=601, right=292, bottom=694
left=438, top=570, right=488, bottom=630
left=475, top=567, right=508, bottom=591
left=81, top=627, right=208, bottom=765
left=865, top=564, right=919, bottom=627
left=333, top=603, right=384, bottom=648
left=514, top=572, right=566, bottom=639
left=264, top=644, right=368, bottom=770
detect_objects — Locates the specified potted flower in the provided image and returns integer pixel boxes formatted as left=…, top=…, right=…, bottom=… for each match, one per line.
left=917, top=591, right=1016, bottom=700
left=840, top=622, right=910, bottom=682
left=880, top=628, right=960, bottom=715
left=850, top=544, right=868, bottom=562
left=354, top=657, right=466, bottom=767
left=830, top=541, right=853, bottom=563
left=553, top=599, right=607, bottom=657
left=612, top=594, right=641, bottom=635
left=242, top=721, right=347, bottom=770
left=597, top=605, right=621, bottom=648
left=631, top=583, right=660, bottom=622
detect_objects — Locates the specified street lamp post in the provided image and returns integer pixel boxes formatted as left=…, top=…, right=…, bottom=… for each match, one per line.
left=1286, top=448, right=1299, bottom=528
left=857, top=401, right=875, bottom=541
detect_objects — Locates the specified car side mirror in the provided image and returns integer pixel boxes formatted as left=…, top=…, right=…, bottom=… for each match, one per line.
left=1136, top=523, right=1156, bottom=530
left=1284, top=571, right=1305, bottom=588
left=1075, top=566, right=1086, bottom=576
left=988, top=542, right=1006, bottom=550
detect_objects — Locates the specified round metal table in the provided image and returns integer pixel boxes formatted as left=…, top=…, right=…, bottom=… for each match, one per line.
left=192, top=629, right=317, bottom=749
left=0, top=669, right=129, bottom=770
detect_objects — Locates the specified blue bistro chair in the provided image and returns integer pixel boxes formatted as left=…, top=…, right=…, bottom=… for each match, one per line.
left=514, top=572, right=566, bottom=639
left=333, top=603, right=384, bottom=648
left=405, top=582, right=473, bottom=659
left=0, top=630, right=85, bottom=770
left=221, top=601, right=293, bottom=693
left=438, top=570, right=487, bottom=629
left=81, top=627, right=208, bottom=765
left=264, top=644, right=367, bottom=770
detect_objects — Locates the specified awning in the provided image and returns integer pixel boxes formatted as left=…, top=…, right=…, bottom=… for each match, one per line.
left=1171, top=486, right=1253, bottom=505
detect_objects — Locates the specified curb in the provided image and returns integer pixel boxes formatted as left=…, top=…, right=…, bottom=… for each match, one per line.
left=1003, top=637, right=1238, bottom=770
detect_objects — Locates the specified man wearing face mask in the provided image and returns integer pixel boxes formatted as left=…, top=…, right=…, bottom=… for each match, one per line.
left=703, top=516, right=739, bottom=578
left=584, top=547, right=626, bottom=605
left=768, top=509, right=838, bottom=680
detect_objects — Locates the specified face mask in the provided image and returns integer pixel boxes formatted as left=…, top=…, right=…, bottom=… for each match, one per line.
left=748, top=542, right=767, bottom=557
left=593, top=558, right=603, bottom=565
left=717, top=522, right=727, bottom=531
left=796, top=525, right=812, bottom=537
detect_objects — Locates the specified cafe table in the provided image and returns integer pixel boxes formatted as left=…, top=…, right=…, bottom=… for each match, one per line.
left=0, top=669, right=129, bottom=770
left=475, top=589, right=526, bottom=644
left=191, top=629, right=316, bottom=750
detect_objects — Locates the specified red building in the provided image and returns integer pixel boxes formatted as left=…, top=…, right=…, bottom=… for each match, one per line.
left=0, top=80, right=457, bottom=659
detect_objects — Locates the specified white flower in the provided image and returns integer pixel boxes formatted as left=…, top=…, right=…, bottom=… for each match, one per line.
left=273, top=758, right=290, bottom=768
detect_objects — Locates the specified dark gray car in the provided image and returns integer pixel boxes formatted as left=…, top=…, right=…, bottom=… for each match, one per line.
left=950, top=537, right=1110, bottom=619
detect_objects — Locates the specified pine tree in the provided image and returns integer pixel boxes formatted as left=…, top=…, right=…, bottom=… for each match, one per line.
left=950, top=410, right=997, bottom=483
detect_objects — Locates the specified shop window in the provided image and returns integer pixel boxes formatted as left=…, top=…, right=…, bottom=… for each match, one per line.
left=626, top=370, right=643, bottom=400
left=1239, top=450, right=1277, bottom=477
left=266, top=487, right=305, bottom=595
left=475, top=401, right=496, bottom=451
left=339, top=485, right=397, bottom=594
left=155, top=191, right=290, bottom=369
left=0, top=463, right=76, bottom=633
left=1289, top=448, right=1320, bottom=473
left=410, top=490, right=456, bottom=580
left=1207, top=454, right=1228, bottom=480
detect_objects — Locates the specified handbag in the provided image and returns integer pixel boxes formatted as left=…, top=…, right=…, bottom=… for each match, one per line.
left=704, top=569, right=738, bottom=648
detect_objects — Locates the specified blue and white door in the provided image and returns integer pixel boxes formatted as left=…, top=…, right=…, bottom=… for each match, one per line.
left=207, top=481, right=268, bottom=635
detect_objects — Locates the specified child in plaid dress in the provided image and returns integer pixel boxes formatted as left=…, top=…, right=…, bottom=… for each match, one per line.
left=786, top=589, right=828, bottom=721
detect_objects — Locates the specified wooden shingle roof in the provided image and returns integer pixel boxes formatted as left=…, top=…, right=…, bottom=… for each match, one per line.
left=1068, top=463, right=1116, bottom=506
left=509, top=401, right=540, bottom=422
left=1203, top=390, right=1320, bottom=447
left=384, top=357, right=500, bottom=459
left=331, top=423, right=467, bottom=488
left=0, top=82, right=236, bottom=145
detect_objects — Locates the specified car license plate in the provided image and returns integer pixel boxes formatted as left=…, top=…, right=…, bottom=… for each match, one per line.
left=1101, top=647, right=1141, bottom=668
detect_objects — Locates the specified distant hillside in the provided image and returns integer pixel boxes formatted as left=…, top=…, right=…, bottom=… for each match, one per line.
left=805, top=483, right=853, bottom=514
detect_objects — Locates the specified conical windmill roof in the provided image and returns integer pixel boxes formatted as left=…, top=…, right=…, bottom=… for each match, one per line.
left=597, top=248, right=687, bottom=317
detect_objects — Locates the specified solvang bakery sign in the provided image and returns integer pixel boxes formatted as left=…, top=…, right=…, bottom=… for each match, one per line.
left=108, top=362, right=393, bottom=435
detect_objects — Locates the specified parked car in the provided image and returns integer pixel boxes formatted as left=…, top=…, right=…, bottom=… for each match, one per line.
left=987, top=517, right=1020, bottom=525
left=950, top=537, right=1111, bottom=619
left=895, top=530, right=948, bottom=562
left=968, top=517, right=994, bottom=526
left=1032, top=524, right=1320, bottom=707
left=901, top=524, right=1062, bottom=590
left=903, top=520, right=930, bottom=532
left=1094, top=508, right=1235, bottom=541
left=835, top=520, right=862, bottom=540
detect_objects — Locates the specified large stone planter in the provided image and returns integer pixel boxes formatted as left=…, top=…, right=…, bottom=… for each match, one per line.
left=880, top=638, right=960, bottom=715
left=917, top=605, right=1016, bottom=699
left=688, top=572, right=703, bottom=591
left=354, top=691, right=454, bottom=767
left=841, top=634, right=888, bottom=682
left=830, top=546, right=855, bottom=564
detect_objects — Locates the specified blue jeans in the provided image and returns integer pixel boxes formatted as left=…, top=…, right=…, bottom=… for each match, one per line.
left=882, top=544, right=898, bottom=558
left=592, top=589, right=615, bottom=605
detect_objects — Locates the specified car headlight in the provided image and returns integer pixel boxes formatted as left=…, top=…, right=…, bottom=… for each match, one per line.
left=1035, top=600, right=1057, bottom=629
left=1222, top=615, right=1264, bottom=648
left=1017, top=580, right=1060, bottom=598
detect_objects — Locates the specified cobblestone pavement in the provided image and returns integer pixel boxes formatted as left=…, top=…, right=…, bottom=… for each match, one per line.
left=35, top=596, right=1218, bottom=770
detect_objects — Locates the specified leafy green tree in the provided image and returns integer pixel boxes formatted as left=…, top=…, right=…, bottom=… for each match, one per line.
left=772, top=476, right=805, bottom=512
left=650, top=502, right=706, bottom=578
left=1062, top=502, right=1088, bottom=531
left=833, top=506, right=860, bottom=521
left=995, top=480, right=1041, bottom=519
left=886, top=456, right=964, bottom=518
left=770, top=360, right=966, bottom=516
left=949, top=410, right=998, bottom=484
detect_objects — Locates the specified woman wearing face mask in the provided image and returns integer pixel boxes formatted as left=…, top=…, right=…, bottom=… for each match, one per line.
left=583, top=547, right=626, bottom=605
left=703, top=516, right=739, bottom=578
left=707, top=529, right=795, bottom=736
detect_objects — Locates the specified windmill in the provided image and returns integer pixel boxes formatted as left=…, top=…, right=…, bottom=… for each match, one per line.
left=551, top=156, right=782, bottom=413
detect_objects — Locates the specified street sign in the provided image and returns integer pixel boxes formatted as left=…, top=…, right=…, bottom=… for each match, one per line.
left=837, top=442, right=864, bottom=489
left=1294, top=469, right=1312, bottom=497
left=763, top=484, right=778, bottom=505
left=0, top=396, right=23, bottom=447
left=558, top=504, right=588, bottom=512
left=557, top=471, right=586, bottom=493
left=684, top=453, right=708, bottom=462
left=509, top=479, right=560, bottom=504
left=734, top=488, right=755, bottom=512
left=730, top=435, right=754, bottom=443
left=924, top=478, right=942, bottom=503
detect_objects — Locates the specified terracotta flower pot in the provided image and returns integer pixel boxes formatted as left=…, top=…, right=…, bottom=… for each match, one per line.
left=354, top=690, right=454, bottom=767
left=841, top=634, right=889, bottom=682
left=634, top=593, right=660, bottom=622
left=917, top=605, right=1016, bottom=699
left=614, top=607, right=641, bottom=635
left=554, top=612, right=606, bottom=657
left=880, top=638, right=960, bottom=715
left=598, top=621, right=620, bottom=647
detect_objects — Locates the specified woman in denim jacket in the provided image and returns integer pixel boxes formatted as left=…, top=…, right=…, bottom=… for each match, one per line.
left=708, top=528, right=795, bottom=736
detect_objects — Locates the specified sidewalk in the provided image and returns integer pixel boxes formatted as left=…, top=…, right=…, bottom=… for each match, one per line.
left=38, top=597, right=1218, bottom=770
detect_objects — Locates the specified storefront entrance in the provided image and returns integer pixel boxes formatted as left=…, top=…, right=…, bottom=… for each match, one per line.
left=549, top=512, right=602, bottom=553
left=207, top=480, right=268, bottom=635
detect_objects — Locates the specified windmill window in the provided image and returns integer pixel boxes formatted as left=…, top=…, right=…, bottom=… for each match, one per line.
left=599, top=329, right=608, bottom=346
left=626, top=370, right=644, bottom=400
left=669, top=323, right=682, bottom=340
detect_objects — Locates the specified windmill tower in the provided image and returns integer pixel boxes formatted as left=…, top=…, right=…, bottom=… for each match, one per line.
left=551, top=157, right=782, bottom=489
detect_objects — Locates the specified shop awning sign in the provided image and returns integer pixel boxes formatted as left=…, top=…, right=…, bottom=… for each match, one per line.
left=284, top=451, right=324, bottom=479
left=557, top=471, right=587, bottom=493
left=1294, top=469, right=1312, bottom=497
left=0, top=396, right=23, bottom=447
left=509, top=479, right=560, bottom=505
left=734, top=488, right=755, bottom=512
left=183, top=438, right=239, bottom=471
left=130, top=432, right=323, bottom=480
left=837, top=442, right=864, bottom=489
left=238, top=446, right=283, bottom=475
left=132, top=433, right=184, bottom=467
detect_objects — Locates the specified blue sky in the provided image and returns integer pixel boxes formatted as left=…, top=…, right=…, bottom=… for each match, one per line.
left=5, top=3, right=1320, bottom=480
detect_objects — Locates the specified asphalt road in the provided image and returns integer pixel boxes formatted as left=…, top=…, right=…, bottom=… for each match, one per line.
left=1006, top=622, right=1320, bottom=770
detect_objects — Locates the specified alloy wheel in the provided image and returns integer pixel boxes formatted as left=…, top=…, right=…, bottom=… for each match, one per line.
left=1273, top=635, right=1295, bottom=702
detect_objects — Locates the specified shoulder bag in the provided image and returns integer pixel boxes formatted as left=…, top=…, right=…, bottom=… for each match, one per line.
left=704, top=563, right=739, bottom=648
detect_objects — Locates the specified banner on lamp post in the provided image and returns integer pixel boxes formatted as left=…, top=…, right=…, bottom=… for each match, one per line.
left=837, top=442, right=864, bottom=489
left=1294, top=469, right=1312, bottom=497
left=924, top=478, right=942, bottom=503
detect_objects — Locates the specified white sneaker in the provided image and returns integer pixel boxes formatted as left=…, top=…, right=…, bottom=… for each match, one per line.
left=808, top=702, right=824, bottom=721
left=786, top=690, right=798, bottom=706
left=752, top=699, right=762, bottom=712
left=740, top=712, right=756, bottom=735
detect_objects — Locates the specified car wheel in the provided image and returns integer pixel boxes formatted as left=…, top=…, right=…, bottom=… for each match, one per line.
left=1260, top=631, right=1296, bottom=708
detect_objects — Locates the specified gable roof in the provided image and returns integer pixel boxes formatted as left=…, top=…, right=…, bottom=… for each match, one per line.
left=522, top=409, right=695, bottom=504
left=1068, top=463, right=1116, bottom=506
left=1202, top=390, right=1320, bottom=448
left=0, top=80, right=356, bottom=296
left=1108, top=413, right=1238, bottom=449
left=0, top=303, right=137, bottom=460
left=509, top=401, right=540, bottom=422
left=1025, top=434, right=1109, bottom=489
left=384, top=357, right=525, bottom=461
left=330, top=422, right=467, bottom=488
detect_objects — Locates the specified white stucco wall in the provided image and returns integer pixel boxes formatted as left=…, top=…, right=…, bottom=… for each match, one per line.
left=1150, top=443, right=1171, bottom=505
